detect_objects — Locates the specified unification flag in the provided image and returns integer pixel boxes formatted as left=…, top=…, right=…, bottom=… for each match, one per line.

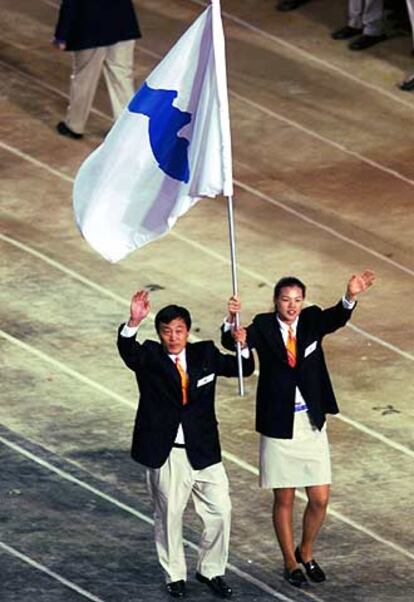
left=73, top=0, right=233, bottom=262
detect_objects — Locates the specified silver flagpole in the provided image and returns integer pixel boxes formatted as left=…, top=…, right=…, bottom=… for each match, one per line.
left=226, top=195, right=244, bottom=396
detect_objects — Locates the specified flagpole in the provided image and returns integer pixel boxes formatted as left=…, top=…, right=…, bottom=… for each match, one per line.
left=226, top=195, right=244, bottom=397
left=210, top=0, right=244, bottom=395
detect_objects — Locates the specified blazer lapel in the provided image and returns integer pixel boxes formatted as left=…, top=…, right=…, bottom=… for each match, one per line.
left=185, top=344, right=200, bottom=400
left=295, top=314, right=306, bottom=366
left=260, top=314, right=287, bottom=362
left=158, top=346, right=182, bottom=406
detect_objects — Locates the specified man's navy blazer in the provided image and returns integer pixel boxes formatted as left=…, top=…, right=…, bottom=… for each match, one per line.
left=221, top=300, right=354, bottom=439
left=118, top=326, right=255, bottom=470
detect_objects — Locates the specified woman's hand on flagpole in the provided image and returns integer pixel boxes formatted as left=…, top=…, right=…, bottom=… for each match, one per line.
left=232, top=326, right=247, bottom=349
left=227, top=295, right=241, bottom=325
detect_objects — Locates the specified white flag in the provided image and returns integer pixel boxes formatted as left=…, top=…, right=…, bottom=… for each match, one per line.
left=73, top=0, right=232, bottom=262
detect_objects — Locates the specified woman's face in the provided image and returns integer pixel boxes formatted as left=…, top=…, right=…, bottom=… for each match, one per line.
left=274, top=286, right=304, bottom=325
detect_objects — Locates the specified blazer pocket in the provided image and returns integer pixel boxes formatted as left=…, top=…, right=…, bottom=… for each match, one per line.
left=304, top=341, right=317, bottom=358
left=197, top=373, right=215, bottom=387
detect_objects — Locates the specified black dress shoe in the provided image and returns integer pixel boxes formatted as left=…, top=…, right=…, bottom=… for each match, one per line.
left=399, top=75, right=414, bottom=91
left=195, top=573, right=232, bottom=598
left=276, top=0, right=310, bottom=11
left=283, top=568, right=308, bottom=588
left=166, top=580, right=186, bottom=598
left=331, top=25, right=362, bottom=40
left=348, top=34, right=387, bottom=51
left=295, top=547, right=326, bottom=582
left=56, top=121, right=83, bottom=140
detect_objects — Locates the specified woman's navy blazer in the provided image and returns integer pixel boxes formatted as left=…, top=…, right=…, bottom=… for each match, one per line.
left=222, top=300, right=354, bottom=439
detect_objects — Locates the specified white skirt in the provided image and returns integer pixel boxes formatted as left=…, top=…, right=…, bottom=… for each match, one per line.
left=259, top=411, right=331, bottom=489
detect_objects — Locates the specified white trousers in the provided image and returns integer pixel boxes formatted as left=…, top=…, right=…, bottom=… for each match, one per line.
left=406, top=0, right=414, bottom=44
left=147, top=449, right=231, bottom=583
left=66, top=39, right=135, bottom=134
left=348, top=0, right=384, bottom=35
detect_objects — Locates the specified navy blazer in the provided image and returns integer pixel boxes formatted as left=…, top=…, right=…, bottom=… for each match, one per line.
left=221, top=300, right=354, bottom=439
left=117, top=326, right=255, bottom=470
left=55, top=0, right=141, bottom=51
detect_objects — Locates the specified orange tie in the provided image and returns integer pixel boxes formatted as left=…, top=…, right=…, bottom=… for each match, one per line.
left=175, top=357, right=188, bottom=405
left=286, top=326, right=297, bottom=368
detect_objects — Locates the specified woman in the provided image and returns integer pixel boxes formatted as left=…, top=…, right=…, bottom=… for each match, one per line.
left=222, top=270, right=375, bottom=587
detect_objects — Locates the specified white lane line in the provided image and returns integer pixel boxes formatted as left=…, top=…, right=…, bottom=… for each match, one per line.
left=169, top=232, right=414, bottom=362
left=1, top=329, right=414, bottom=563
left=335, top=413, right=414, bottom=455
left=0, top=541, right=106, bottom=602
left=2, top=231, right=413, bottom=365
left=2, top=47, right=414, bottom=276
left=139, top=7, right=414, bottom=189
left=7, top=7, right=414, bottom=196
left=2, top=229, right=414, bottom=448
left=0, top=234, right=130, bottom=307
left=230, top=90, right=414, bottom=189
left=0, top=141, right=74, bottom=183
left=0, top=329, right=134, bottom=408
left=229, top=181, right=414, bottom=279
left=221, top=450, right=414, bottom=562
left=3, top=113, right=414, bottom=348
left=347, top=322, right=414, bottom=361
left=0, top=435, right=309, bottom=602
left=1, top=119, right=413, bottom=284
left=1, top=320, right=413, bottom=459
left=17, top=19, right=414, bottom=196
left=185, top=0, right=414, bottom=112
left=37, top=0, right=57, bottom=7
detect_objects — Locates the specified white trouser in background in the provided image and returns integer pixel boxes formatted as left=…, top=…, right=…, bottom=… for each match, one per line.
left=147, top=448, right=231, bottom=584
left=66, top=39, right=135, bottom=134
left=348, top=0, right=384, bottom=35
left=406, top=0, right=414, bottom=45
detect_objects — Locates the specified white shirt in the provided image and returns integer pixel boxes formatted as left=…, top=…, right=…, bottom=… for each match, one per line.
left=168, top=348, right=186, bottom=444
left=276, top=315, right=308, bottom=413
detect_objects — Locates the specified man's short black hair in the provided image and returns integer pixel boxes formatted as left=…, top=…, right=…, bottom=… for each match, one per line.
left=273, top=277, right=306, bottom=299
left=155, top=305, right=192, bottom=333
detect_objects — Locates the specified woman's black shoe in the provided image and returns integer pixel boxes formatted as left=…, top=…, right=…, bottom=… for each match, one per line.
left=283, top=568, right=308, bottom=587
left=295, top=547, right=326, bottom=582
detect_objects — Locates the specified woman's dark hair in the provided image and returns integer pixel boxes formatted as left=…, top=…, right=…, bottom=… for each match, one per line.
left=155, top=305, right=192, bottom=333
left=273, top=277, right=306, bottom=300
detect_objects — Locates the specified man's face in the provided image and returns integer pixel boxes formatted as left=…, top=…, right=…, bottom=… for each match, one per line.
left=158, top=318, right=190, bottom=355
left=275, top=286, right=304, bottom=325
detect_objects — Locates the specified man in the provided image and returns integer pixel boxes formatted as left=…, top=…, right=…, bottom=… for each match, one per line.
left=222, top=270, right=375, bottom=587
left=331, top=0, right=386, bottom=50
left=117, top=290, right=254, bottom=598
left=53, top=0, right=141, bottom=139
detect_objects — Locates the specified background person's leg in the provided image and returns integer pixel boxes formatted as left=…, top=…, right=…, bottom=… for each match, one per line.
left=103, top=40, right=136, bottom=121
left=65, top=48, right=106, bottom=134
left=362, top=0, right=385, bottom=35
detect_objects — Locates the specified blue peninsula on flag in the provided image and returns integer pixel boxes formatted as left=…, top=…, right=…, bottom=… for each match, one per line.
left=73, top=0, right=233, bottom=262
